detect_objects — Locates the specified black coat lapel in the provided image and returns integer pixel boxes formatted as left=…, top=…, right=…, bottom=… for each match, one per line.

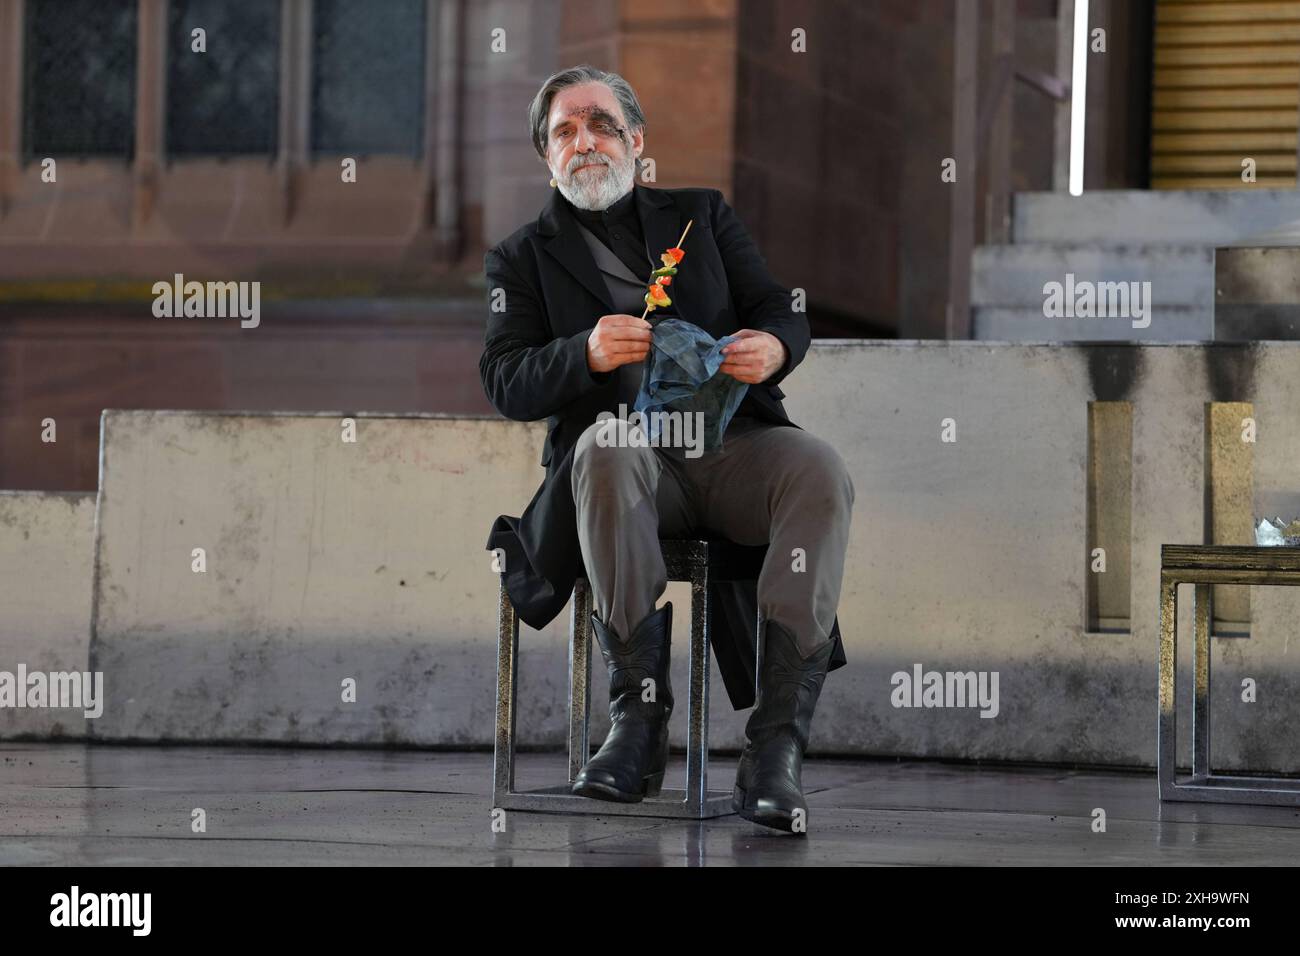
left=539, top=190, right=617, bottom=313
left=635, top=182, right=683, bottom=277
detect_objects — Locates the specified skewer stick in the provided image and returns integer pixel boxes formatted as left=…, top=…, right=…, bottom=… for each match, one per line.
left=639, top=219, right=694, bottom=322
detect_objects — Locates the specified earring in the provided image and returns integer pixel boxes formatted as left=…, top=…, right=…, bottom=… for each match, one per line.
left=549, top=177, right=557, bottom=187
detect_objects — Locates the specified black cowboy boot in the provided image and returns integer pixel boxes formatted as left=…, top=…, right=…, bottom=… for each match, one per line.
left=571, top=602, right=674, bottom=802
left=733, top=619, right=834, bottom=833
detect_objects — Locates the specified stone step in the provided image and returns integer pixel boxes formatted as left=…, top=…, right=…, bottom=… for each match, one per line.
left=1013, top=189, right=1300, bottom=245
left=972, top=243, right=1213, bottom=308
left=973, top=306, right=1213, bottom=342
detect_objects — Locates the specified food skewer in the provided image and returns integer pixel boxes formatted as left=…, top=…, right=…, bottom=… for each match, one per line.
left=639, top=219, right=693, bottom=323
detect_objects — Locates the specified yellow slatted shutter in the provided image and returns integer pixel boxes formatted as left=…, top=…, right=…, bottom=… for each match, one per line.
left=1151, top=0, right=1300, bottom=188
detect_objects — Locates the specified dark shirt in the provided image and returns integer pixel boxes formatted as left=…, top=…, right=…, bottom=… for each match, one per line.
left=566, top=186, right=652, bottom=282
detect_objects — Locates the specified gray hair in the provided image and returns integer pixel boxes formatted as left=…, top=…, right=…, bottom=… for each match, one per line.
left=527, top=65, right=645, bottom=173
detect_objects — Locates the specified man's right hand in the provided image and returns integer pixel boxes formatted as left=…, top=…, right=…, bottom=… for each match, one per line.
left=586, top=314, right=653, bottom=374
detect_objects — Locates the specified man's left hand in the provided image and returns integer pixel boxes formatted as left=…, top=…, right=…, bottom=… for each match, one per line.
left=719, top=329, right=788, bottom=384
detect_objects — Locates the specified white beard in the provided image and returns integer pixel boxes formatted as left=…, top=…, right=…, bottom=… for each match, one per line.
left=556, top=152, right=636, bottom=211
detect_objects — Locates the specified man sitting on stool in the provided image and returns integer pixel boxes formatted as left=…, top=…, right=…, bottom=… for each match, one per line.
left=480, top=65, right=855, bottom=833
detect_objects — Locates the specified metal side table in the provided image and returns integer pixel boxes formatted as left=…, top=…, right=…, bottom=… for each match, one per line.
left=1159, top=544, right=1300, bottom=806
left=493, top=538, right=766, bottom=818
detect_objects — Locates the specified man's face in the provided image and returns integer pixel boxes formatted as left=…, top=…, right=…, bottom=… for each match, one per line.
left=545, top=82, right=643, bottom=211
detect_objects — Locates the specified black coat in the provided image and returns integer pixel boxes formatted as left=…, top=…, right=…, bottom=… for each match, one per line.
left=480, top=183, right=846, bottom=710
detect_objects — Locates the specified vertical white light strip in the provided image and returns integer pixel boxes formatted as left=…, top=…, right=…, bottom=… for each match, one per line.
left=1069, top=0, right=1090, bottom=196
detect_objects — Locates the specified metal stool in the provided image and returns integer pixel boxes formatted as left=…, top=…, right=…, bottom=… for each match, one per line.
left=1159, top=544, right=1300, bottom=806
left=493, top=538, right=766, bottom=818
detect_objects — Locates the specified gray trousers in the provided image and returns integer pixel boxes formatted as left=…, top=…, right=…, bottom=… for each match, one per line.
left=570, top=415, right=854, bottom=657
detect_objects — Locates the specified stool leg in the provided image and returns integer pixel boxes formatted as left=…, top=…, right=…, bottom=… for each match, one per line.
left=568, top=579, right=593, bottom=783
left=1193, top=583, right=1212, bottom=781
left=1157, top=579, right=1178, bottom=800
left=493, top=578, right=520, bottom=803
left=685, top=566, right=711, bottom=814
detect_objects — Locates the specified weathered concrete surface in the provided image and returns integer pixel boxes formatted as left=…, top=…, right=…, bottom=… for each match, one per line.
left=0, top=492, right=96, bottom=739
left=974, top=306, right=1215, bottom=344
left=973, top=244, right=1212, bottom=307
left=971, top=244, right=1215, bottom=342
left=85, top=409, right=748, bottom=750
left=1014, top=189, right=1300, bottom=245
left=90, top=412, right=566, bottom=747
left=14, top=342, right=1300, bottom=772
left=1214, top=246, right=1300, bottom=341
left=787, top=342, right=1300, bottom=773
left=4, top=742, right=1300, bottom=866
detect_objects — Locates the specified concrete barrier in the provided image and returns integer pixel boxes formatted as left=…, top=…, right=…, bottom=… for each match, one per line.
left=0, top=491, right=96, bottom=739
left=791, top=341, right=1300, bottom=772
left=88, top=411, right=565, bottom=747
left=10, top=342, right=1300, bottom=772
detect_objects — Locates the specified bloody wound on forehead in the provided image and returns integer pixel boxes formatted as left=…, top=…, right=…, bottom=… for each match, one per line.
left=553, top=104, right=625, bottom=139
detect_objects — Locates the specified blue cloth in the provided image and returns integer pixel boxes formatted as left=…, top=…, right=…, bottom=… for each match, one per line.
left=633, top=318, right=750, bottom=452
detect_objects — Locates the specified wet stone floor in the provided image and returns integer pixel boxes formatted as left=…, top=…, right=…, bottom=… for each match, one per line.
left=3, top=743, right=1299, bottom=865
